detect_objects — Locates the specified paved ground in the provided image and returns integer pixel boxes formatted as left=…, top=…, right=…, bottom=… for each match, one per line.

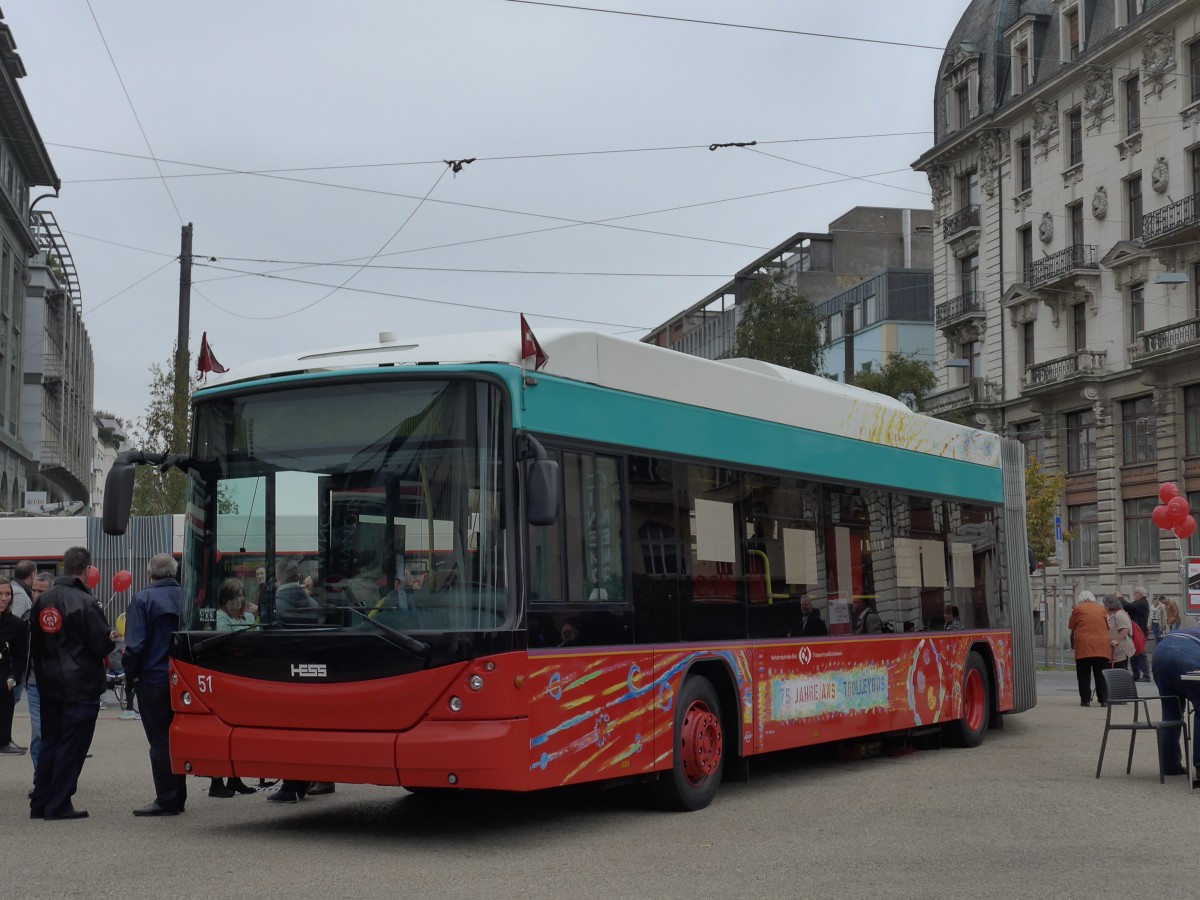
left=2, top=670, right=1197, bottom=900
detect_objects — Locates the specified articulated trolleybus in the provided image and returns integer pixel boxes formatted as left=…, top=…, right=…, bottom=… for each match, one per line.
left=103, top=329, right=1036, bottom=810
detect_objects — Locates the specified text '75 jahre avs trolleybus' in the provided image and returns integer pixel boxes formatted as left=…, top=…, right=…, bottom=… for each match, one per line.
left=102, top=326, right=1036, bottom=811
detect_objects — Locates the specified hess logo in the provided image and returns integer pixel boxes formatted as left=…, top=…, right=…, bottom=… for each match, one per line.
left=291, top=664, right=328, bottom=678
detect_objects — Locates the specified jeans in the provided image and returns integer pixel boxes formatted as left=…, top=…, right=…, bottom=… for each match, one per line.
left=1150, top=635, right=1200, bottom=774
left=1130, top=652, right=1151, bottom=681
left=1152, top=623, right=1163, bottom=643
left=26, top=681, right=40, bottom=769
left=136, top=682, right=186, bottom=810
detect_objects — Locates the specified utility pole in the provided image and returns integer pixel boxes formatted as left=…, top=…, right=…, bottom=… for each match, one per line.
left=172, top=223, right=193, bottom=455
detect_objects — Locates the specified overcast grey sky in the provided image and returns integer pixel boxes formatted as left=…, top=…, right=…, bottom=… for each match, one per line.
left=6, top=1, right=968, bottom=423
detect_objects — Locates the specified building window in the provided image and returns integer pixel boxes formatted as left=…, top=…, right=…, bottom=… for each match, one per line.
left=1070, top=201, right=1084, bottom=247
left=1191, top=40, right=1200, bottom=104
left=1073, top=302, right=1087, bottom=352
left=1185, top=384, right=1200, bottom=457
left=1068, top=503, right=1099, bottom=568
left=1193, top=147, right=1200, bottom=194
left=1121, top=395, right=1156, bottom=464
left=1127, top=174, right=1143, bottom=241
left=959, top=169, right=979, bottom=210
left=1125, top=75, right=1141, bottom=135
left=1016, top=42, right=1030, bottom=92
left=1066, top=408, right=1096, bottom=472
left=1124, top=497, right=1160, bottom=566
left=961, top=339, right=981, bottom=383
left=1067, top=108, right=1083, bottom=166
left=1130, top=282, right=1145, bottom=342
left=1020, top=225, right=1033, bottom=282
left=1065, top=7, right=1082, bottom=60
left=959, top=252, right=979, bottom=295
left=1194, top=261, right=1200, bottom=319
left=1022, top=320, right=1035, bottom=369
left=1014, top=420, right=1045, bottom=463
left=1018, top=136, right=1032, bottom=192
left=1122, top=0, right=1140, bottom=26
left=1191, top=491, right=1200, bottom=558
left=955, top=83, right=970, bottom=130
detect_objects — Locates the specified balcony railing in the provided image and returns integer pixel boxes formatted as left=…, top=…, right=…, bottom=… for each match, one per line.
left=1131, top=316, right=1200, bottom=361
left=1028, top=243, right=1098, bottom=287
left=1142, top=192, right=1200, bottom=243
left=923, top=377, right=1000, bottom=416
left=942, top=204, right=980, bottom=239
left=934, top=291, right=984, bottom=327
left=1023, top=349, right=1107, bottom=389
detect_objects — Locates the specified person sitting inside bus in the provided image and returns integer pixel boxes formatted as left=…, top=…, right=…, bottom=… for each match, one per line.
left=944, top=604, right=965, bottom=631
left=795, top=597, right=828, bottom=637
left=274, top=560, right=318, bottom=625
left=216, top=579, right=256, bottom=631
left=851, top=596, right=882, bottom=635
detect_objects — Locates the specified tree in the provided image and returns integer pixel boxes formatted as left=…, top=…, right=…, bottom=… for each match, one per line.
left=850, top=354, right=938, bottom=411
left=128, top=356, right=189, bottom=516
left=729, top=271, right=825, bottom=374
left=1024, top=454, right=1072, bottom=567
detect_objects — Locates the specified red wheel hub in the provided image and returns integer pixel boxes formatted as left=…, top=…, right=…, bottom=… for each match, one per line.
left=963, top=668, right=985, bottom=733
left=680, top=700, right=723, bottom=786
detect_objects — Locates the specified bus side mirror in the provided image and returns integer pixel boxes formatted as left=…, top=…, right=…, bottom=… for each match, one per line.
left=527, top=459, right=560, bottom=527
left=103, top=459, right=137, bottom=535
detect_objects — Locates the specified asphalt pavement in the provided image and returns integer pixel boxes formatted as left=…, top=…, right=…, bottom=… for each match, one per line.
left=2, top=671, right=1197, bottom=900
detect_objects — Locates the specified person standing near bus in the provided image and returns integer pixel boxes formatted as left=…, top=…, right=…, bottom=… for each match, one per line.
left=29, top=546, right=115, bottom=820
left=1163, top=595, right=1181, bottom=634
left=124, top=553, right=187, bottom=816
left=24, top=572, right=52, bottom=775
left=10, top=560, right=34, bottom=620
left=1150, top=624, right=1200, bottom=784
left=0, top=577, right=29, bottom=754
left=1103, top=594, right=1134, bottom=670
left=1121, top=587, right=1152, bottom=682
left=1149, top=595, right=1165, bottom=644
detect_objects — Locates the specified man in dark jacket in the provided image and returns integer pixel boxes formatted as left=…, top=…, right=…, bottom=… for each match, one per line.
left=1122, top=586, right=1152, bottom=682
left=29, top=546, right=115, bottom=820
left=124, top=552, right=186, bottom=816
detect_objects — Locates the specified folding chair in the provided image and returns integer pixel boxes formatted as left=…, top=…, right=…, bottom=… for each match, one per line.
left=1095, top=667, right=1192, bottom=789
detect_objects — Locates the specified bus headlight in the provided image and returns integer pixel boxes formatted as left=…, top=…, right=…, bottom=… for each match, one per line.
left=181, top=692, right=193, bottom=707
left=468, top=675, right=484, bottom=691
left=449, top=696, right=463, bottom=712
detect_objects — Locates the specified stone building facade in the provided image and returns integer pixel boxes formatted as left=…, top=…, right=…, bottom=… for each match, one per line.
left=914, top=0, right=1200, bottom=605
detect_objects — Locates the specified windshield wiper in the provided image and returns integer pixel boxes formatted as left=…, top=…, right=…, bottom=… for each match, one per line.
left=335, top=605, right=431, bottom=660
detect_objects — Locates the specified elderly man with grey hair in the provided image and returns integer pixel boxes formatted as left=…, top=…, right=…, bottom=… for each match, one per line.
left=1102, top=594, right=1134, bottom=670
left=1121, top=586, right=1152, bottom=682
left=123, top=553, right=186, bottom=816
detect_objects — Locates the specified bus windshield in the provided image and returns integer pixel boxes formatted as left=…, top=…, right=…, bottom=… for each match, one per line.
left=180, top=377, right=510, bottom=634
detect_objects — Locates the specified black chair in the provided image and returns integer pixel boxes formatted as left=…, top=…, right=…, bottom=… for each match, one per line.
left=1095, top=667, right=1191, bottom=788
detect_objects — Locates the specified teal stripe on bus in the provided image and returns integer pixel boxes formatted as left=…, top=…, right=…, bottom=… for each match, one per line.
left=195, top=364, right=1003, bottom=504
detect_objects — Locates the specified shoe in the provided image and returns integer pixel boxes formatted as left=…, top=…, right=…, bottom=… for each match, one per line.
left=208, top=780, right=236, bottom=798
left=119, top=710, right=141, bottom=720
left=268, top=790, right=302, bottom=804
left=132, top=801, right=183, bottom=817
left=307, top=782, right=336, bottom=795
left=43, top=806, right=88, bottom=820
left=30, top=808, right=43, bottom=819
left=0, top=741, right=27, bottom=754
left=1164, top=765, right=1188, bottom=776
left=1080, top=700, right=1091, bottom=707
left=227, top=777, right=257, bottom=795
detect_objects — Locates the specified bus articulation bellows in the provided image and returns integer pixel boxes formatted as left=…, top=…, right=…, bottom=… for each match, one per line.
left=104, top=328, right=1036, bottom=811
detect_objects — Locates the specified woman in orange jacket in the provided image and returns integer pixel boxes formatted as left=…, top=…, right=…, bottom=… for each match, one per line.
left=1069, top=590, right=1111, bottom=706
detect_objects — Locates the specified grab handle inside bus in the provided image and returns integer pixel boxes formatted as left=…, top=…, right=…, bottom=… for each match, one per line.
left=519, top=433, right=560, bottom=527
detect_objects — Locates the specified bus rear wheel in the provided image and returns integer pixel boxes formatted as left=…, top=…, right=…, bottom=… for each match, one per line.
left=944, top=651, right=990, bottom=748
left=654, top=674, right=725, bottom=811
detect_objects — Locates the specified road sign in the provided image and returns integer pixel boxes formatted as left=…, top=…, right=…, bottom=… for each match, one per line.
left=1054, top=515, right=1062, bottom=543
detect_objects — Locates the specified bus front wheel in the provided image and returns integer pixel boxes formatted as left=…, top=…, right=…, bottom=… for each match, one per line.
left=944, top=651, right=990, bottom=748
left=654, top=674, right=725, bottom=811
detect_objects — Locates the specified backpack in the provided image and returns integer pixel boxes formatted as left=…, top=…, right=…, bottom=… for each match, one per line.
left=1130, top=620, right=1146, bottom=655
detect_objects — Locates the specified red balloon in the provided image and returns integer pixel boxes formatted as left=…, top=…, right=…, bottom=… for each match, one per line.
left=1159, top=482, right=1181, bottom=503
left=85, top=565, right=100, bottom=589
left=1152, top=504, right=1174, bottom=530
left=1167, top=495, right=1191, bottom=524
left=1175, top=515, right=1198, bottom=540
left=112, top=569, right=133, bottom=592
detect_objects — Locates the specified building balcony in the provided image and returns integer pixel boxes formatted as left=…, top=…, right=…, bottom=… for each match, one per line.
left=1129, top=316, right=1200, bottom=366
left=1142, top=193, right=1200, bottom=246
left=1028, top=244, right=1098, bottom=288
left=934, top=291, right=985, bottom=329
left=1022, top=349, right=1107, bottom=394
left=942, top=204, right=980, bottom=241
left=924, top=377, right=1001, bottom=417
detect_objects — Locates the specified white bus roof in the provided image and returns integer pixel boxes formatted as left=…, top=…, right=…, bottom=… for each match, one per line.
left=198, top=329, right=1000, bottom=468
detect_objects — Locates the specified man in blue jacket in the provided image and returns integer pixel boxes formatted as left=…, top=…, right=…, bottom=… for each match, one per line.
left=123, top=553, right=186, bottom=816
left=1150, top=623, right=1200, bottom=785
left=29, top=546, right=115, bottom=820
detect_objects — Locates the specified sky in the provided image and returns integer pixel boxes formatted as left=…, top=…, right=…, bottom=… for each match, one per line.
left=4, top=0, right=970, bottom=425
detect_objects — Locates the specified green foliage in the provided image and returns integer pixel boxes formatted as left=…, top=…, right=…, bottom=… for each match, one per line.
left=128, top=357, right=189, bottom=516
left=851, top=354, right=938, bottom=411
left=1025, top=454, right=1072, bottom=565
left=729, top=271, right=825, bottom=374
